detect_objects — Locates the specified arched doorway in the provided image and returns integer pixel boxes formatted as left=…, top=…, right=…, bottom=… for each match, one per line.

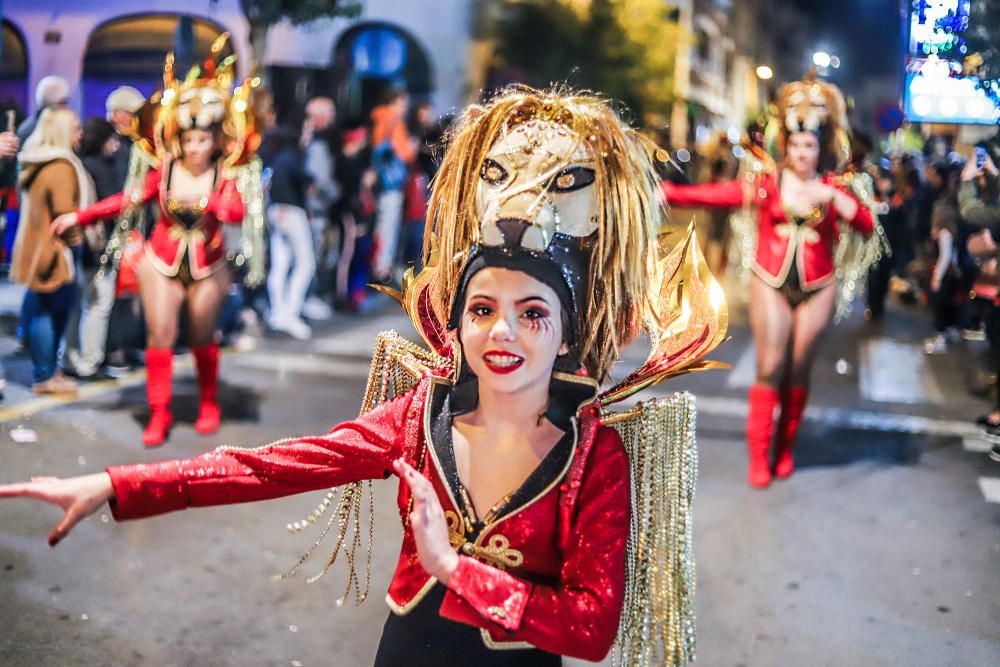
left=330, top=22, right=433, bottom=123
left=82, top=13, right=232, bottom=120
left=0, top=20, right=29, bottom=122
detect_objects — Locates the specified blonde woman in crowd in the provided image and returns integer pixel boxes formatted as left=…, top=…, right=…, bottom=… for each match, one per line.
left=11, top=107, right=94, bottom=395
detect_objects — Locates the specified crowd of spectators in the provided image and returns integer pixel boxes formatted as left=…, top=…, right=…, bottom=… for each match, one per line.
left=849, top=135, right=1000, bottom=462
left=0, top=77, right=446, bottom=396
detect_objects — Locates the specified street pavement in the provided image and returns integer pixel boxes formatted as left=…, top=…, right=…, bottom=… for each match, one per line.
left=1, top=287, right=999, bottom=667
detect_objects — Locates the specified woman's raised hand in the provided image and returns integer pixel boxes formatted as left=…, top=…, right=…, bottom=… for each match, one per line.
left=0, top=473, right=114, bottom=546
left=392, top=458, right=459, bottom=584
left=50, top=212, right=79, bottom=236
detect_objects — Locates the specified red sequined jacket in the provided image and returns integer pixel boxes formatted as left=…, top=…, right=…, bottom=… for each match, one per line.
left=662, top=173, right=874, bottom=290
left=75, top=160, right=245, bottom=280
left=104, top=376, right=630, bottom=661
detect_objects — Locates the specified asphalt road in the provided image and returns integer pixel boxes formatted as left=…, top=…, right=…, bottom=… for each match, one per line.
left=1, top=298, right=998, bottom=667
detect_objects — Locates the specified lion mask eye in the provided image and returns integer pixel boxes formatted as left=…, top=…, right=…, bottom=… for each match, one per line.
left=552, top=166, right=596, bottom=193
left=480, top=158, right=509, bottom=185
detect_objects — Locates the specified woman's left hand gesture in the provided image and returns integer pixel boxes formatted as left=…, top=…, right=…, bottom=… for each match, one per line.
left=51, top=212, right=79, bottom=236
left=392, top=458, right=459, bottom=584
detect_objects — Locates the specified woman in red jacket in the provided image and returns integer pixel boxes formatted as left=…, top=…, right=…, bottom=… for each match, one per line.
left=662, top=75, right=874, bottom=488
left=51, top=52, right=253, bottom=447
left=0, top=88, right=722, bottom=665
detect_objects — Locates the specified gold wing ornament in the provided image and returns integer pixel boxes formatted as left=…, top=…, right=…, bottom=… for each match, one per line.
left=599, top=221, right=726, bottom=667
left=600, top=221, right=729, bottom=405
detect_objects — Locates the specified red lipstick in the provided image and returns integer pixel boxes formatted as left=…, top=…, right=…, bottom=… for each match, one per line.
left=483, top=351, right=524, bottom=374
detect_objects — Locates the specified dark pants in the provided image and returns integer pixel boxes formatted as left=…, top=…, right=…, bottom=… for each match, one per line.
left=25, top=283, right=76, bottom=383
left=930, top=274, right=960, bottom=333
left=866, top=254, right=893, bottom=318
left=986, top=304, right=1000, bottom=410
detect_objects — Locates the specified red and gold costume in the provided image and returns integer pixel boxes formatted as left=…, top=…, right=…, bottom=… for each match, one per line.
left=106, top=376, right=629, bottom=660
left=662, top=172, right=874, bottom=293
left=76, top=162, right=245, bottom=281
left=94, top=88, right=727, bottom=666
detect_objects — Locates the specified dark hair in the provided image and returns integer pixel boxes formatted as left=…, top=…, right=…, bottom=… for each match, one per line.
left=379, top=88, right=407, bottom=107
left=78, top=117, right=116, bottom=158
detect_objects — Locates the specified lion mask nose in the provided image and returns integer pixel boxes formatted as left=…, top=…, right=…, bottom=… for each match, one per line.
left=494, top=218, right=532, bottom=247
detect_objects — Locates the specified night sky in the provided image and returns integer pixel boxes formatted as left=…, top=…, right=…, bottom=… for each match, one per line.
left=791, top=0, right=902, bottom=79
left=789, top=0, right=905, bottom=130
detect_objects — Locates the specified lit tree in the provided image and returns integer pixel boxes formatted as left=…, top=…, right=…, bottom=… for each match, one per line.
left=490, top=0, right=682, bottom=121
left=966, top=0, right=1000, bottom=79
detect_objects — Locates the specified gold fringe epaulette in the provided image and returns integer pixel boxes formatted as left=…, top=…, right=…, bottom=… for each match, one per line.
left=229, top=158, right=267, bottom=288
left=606, top=394, right=698, bottom=667
left=275, top=331, right=449, bottom=604
left=833, top=170, right=891, bottom=322
left=93, top=143, right=154, bottom=284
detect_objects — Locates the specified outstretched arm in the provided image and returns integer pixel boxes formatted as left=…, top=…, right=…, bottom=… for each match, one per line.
left=0, top=384, right=425, bottom=543
left=52, top=168, right=160, bottom=234
left=660, top=178, right=746, bottom=210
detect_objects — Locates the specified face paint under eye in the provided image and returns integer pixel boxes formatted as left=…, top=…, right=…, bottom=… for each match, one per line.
left=522, top=310, right=556, bottom=336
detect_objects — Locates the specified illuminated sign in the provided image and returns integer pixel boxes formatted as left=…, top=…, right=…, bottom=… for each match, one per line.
left=904, top=72, right=999, bottom=124
left=905, top=1, right=998, bottom=124
left=908, top=0, right=970, bottom=56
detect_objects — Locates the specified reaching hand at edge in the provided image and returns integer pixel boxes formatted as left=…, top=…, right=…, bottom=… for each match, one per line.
left=0, top=473, right=114, bottom=546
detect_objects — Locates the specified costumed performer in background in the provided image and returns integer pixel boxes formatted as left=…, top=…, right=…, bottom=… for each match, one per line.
left=662, top=73, right=878, bottom=488
left=51, top=37, right=262, bottom=447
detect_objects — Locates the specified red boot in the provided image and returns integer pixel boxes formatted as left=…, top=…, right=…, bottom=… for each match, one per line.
left=774, top=386, right=808, bottom=479
left=192, top=343, right=221, bottom=435
left=142, top=348, right=174, bottom=447
left=746, top=384, right=779, bottom=488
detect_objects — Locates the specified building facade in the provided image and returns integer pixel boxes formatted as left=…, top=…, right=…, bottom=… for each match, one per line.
left=669, top=0, right=808, bottom=150
left=1, top=0, right=475, bottom=121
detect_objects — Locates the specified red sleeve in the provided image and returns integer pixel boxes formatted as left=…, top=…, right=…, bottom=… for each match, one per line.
left=207, top=177, right=245, bottom=224
left=76, top=169, right=159, bottom=226
left=661, top=178, right=745, bottom=209
left=838, top=183, right=874, bottom=235
left=105, top=385, right=423, bottom=521
left=439, top=427, right=630, bottom=661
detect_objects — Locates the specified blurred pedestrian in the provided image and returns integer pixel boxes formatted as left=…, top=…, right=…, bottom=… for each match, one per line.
left=11, top=107, right=92, bottom=395
left=14, top=76, right=72, bottom=346
left=923, top=164, right=962, bottom=354
left=17, top=76, right=70, bottom=145
left=301, top=96, right=339, bottom=318
left=104, top=85, right=145, bottom=187
left=865, top=167, right=902, bottom=320
left=960, top=153, right=1000, bottom=450
left=265, top=124, right=315, bottom=340
left=398, top=103, right=434, bottom=271
left=0, top=108, right=19, bottom=399
left=370, top=89, right=415, bottom=283
left=333, top=123, right=375, bottom=310
left=64, top=118, right=120, bottom=379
